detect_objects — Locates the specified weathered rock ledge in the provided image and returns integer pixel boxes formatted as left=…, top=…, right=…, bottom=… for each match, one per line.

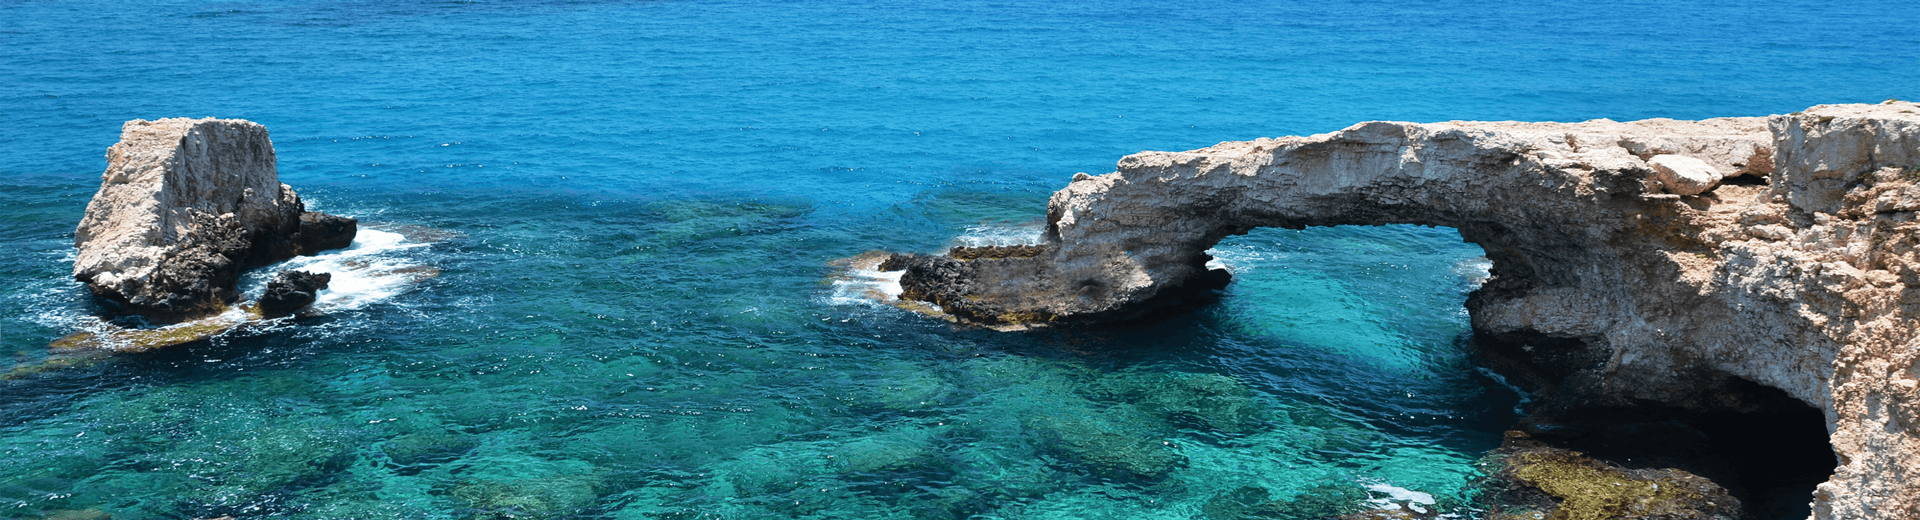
left=73, top=118, right=356, bottom=322
left=884, top=102, right=1920, bottom=519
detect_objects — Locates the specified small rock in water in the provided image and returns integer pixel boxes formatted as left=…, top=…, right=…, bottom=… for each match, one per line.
left=259, top=270, right=332, bottom=317
left=296, top=211, right=358, bottom=254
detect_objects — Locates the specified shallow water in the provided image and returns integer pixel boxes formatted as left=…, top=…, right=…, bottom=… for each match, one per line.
left=3, top=0, right=1918, bottom=518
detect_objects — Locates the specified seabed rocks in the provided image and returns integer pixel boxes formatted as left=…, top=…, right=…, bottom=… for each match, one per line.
left=877, top=102, right=1920, bottom=519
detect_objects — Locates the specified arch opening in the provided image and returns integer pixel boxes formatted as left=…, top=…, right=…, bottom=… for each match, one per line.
left=1206, top=224, right=1837, bottom=519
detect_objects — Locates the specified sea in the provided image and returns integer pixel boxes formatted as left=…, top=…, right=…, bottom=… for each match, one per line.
left=2, top=0, right=1916, bottom=518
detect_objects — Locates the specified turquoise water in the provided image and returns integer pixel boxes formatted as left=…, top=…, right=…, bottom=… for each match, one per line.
left=3, top=0, right=1918, bottom=518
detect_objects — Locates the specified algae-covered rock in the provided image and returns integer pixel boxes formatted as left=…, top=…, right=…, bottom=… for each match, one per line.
left=45, top=307, right=260, bottom=354
left=91, top=387, right=356, bottom=515
left=451, top=477, right=602, bottom=520
left=380, top=430, right=479, bottom=470
left=1024, top=404, right=1186, bottom=480
left=957, top=356, right=1186, bottom=481
left=855, top=361, right=954, bottom=413
left=1202, top=483, right=1375, bottom=519
left=444, top=457, right=605, bottom=520
left=832, top=425, right=945, bottom=474
left=1478, top=431, right=1738, bottom=520
left=37, top=509, right=112, bottom=520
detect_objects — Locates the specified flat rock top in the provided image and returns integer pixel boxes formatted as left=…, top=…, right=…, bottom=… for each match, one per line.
left=118, top=117, right=254, bottom=143
left=1436, top=115, right=1768, bottom=137
left=1803, top=100, right=1920, bottom=121
left=1171, top=114, right=1775, bottom=158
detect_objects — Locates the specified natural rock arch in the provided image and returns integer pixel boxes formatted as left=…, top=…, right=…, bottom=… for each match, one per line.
left=885, top=103, right=1920, bottom=519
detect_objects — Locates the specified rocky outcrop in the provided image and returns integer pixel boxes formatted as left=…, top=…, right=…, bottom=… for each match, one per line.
left=885, top=102, right=1920, bottom=519
left=73, top=118, right=356, bottom=322
left=258, top=270, right=331, bottom=317
left=297, top=211, right=358, bottom=254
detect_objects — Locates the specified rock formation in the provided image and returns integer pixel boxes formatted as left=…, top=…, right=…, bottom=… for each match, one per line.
left=73, top=118, right=357, bottom=322
left=884, top=102, right=1920, bottom=519
left=258, top=270, right=332, bottom=317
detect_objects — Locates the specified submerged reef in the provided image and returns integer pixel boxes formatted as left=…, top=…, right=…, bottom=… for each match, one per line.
left=880, top=102, right=1920, bottom=519
left=72, top=118, right=356, bottom=323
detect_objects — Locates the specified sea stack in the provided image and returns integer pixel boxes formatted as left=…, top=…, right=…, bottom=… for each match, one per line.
left=72, top=118, right=357, bottom=322
left=881, top=102, right=1920, bottom=519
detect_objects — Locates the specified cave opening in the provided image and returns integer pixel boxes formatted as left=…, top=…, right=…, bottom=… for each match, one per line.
left=1513, top=375, right=1837, bottom=519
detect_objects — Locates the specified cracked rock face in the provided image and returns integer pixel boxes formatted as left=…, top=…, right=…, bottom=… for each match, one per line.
left=887, top=102, right=1920, bottom=519
left=73, top=118, right=356, bottom=322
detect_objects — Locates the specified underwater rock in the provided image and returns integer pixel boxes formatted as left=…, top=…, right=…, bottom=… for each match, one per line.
left=1086, top=369, right=1269, bottom=434
left=46, top=308, right=261, bottom=354
left=1201, top=483, right=1390, bottom=520
left=1024, top=405, right=1186, bottom=480
left=72, top=118, right=355, bottom=322
left=884, top=102, right=1920, bottom=519
left=257, top=270, right=331, bottom=317
left=450, top=477, right=601, bottom=520
left=380, top=430, right=479, bottom=469
left=443, top=457, right=605, bottom=520
left=37, top=509, right=112, bottom=520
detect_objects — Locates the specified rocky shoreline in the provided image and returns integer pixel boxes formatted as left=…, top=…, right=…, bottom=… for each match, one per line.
left=877, top=102, right=1920, bottom=519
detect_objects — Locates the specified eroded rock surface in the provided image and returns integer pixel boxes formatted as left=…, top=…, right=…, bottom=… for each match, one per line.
left=886, top=102, right=1920, bottom=519
left=258, top=270, right=332, bottom=317
left=73, top=118, right=356, bottom=322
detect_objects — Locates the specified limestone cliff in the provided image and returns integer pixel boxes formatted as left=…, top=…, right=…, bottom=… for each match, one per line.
left=73, top=118, right=357, bottom=322
left=885, top=102, right=1920, bottom=519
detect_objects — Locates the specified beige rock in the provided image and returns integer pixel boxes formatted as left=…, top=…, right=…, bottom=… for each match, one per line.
left=886, top=101, right=1920, bottom=519
left=73, top=118, right=355, bottom=322
left=1649, top=154, right=1722, bottom=195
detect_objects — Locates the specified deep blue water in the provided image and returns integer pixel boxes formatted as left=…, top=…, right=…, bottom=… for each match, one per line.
left=3, top=0, right=1918, bottom=518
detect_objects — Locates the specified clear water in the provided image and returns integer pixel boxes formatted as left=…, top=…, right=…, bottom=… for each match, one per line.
left=2, top=0, right=1917, bottom=518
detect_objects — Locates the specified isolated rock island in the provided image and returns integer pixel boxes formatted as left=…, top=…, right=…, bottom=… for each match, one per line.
left=882, top=102, right=1920, bottom=519
left=73, top=118, right=356, bottom=322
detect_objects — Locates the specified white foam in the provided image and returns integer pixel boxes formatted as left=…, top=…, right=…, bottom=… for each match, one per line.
left=1204, top=243, right=1281, bottom=273
left=247, top=228, right=433, bottom=312
left=1365, top=483, right=1435, bottom=505
left=1365, top=483, right=1436, bottom=514
left=1454, top=255, right=1493, bottom=285
left=826, top=267, right=904, bottom=307
left=951, top=225, right=1044, bottom=247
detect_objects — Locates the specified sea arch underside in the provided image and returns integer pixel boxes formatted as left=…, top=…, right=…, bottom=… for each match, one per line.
left=882, top=103, right=1920, bottom=519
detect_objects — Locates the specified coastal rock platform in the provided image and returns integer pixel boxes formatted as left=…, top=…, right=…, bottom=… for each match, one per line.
left=883, top=102, right=1920, bottom=519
